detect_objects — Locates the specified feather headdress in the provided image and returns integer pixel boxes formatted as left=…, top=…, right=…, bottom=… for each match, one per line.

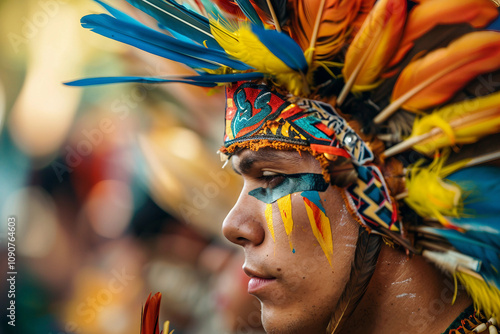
left=66, top=0, right=500, bottom=328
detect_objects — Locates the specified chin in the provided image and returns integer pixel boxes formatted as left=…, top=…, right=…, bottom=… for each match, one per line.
left=260, top=303, right=328, bottom=334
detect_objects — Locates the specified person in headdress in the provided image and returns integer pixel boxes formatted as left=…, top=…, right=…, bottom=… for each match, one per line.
left=68, top=0, right=500, bottom=332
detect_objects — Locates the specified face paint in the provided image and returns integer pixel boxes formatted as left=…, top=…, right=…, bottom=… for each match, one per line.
left=302, top=191, right=333, bottom=265
left=249, top=173, right=329, bottom=204
left=250, top=173, right=329, bottom=255
left=277, top=194, right=295, bottom=252
left=265, top=203, right=275, bottom=242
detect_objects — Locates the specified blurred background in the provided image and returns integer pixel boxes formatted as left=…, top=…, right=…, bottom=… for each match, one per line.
left=0, top=0, right=263, bottom=333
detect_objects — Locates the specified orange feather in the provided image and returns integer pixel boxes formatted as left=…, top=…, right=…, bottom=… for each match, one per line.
left=391, top=31, right=500, bottom=112
left=288, top=0, right=375, bottom=61
left=387, top=0, right=498, bottom=68
left=342, top=0, right=406, bottom=91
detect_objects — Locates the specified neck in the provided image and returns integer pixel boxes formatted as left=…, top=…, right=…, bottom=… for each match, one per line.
left=340, top=244, right=472, bottom=334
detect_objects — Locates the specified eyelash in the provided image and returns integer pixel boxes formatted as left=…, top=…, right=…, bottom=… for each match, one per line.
left=259, top=173, right=286, bottom=188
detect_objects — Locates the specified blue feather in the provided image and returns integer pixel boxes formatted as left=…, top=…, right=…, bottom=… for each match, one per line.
left=451, top=216, right=500, bottom=236
left=123, top=0, right=223, bottom=50
left=82, top=13, right=252, bottom=70
left=235, top=0, right=263, bottom=26
left=487, top=14, right=500, bottom=32
left=64, top=72, right=265, bottom=87
left=251, top=24, right=308, bottom=72
left=64, top=76, right=217, bottom=87
left=94, top=0, right=140, bottom=25
left=447, top=166, right=500, bottom=215
left=158, top=24, right=199, bottom=44
left=423, top=227, right=500, bottom=287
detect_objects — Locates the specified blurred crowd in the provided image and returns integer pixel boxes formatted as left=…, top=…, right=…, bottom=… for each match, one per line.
left=0, top=0, right=263, bottom=333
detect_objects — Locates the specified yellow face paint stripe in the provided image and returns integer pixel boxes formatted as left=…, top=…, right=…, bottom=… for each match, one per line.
left=265, top=203, right=275, bottom=242
left=277, top=194, right=294, bottom=252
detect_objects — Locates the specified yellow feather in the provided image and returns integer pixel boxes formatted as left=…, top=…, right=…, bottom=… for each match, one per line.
left=457, top=271, right=500, bottom=318
left=413, top=92, right=500, bottom=155
left=383, top=91, right=500, bottom=158
left=405, top=156, right=463, bottom=227
left=210, top=20, right=306, bottom=95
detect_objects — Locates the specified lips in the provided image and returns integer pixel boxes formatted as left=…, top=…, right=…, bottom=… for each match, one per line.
left=243, top=267, right=277, bottom=294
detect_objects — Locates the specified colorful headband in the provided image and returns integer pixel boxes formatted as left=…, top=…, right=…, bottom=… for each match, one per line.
left=66, top=0, right=500, bottom=319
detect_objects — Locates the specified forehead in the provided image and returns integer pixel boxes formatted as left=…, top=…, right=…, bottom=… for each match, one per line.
left=231, top=148, right=317, bottom=174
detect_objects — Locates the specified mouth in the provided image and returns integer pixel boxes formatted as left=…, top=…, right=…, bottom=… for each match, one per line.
left=243, top=267, right=277, bottom=294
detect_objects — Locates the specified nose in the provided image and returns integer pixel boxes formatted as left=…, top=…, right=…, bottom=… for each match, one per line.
left=222, top=190, right=266, bottom=248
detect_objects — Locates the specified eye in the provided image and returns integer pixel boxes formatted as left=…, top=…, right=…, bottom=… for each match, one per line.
left=259, top=171, right=286, bottom=188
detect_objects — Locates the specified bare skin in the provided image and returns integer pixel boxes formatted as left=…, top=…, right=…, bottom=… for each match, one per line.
left=223, top=148, right=471, bottom=334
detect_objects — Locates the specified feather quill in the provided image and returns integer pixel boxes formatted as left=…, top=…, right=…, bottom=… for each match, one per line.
left=383, top=91, right=500, bottom=157
left=339, top=0, right=406, bottom=102
left=288, top=0, right=375, bottom=61
left=422, top=247, right=500, bottom=317
left=328, top=227, right=381, bottom=333
left=387, top=0, right=498, bottom=68
left=375, top=31, right=500, bottom=123
left=421, top=227, right=500, bottom=289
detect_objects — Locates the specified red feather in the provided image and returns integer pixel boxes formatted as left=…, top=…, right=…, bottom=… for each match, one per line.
left=211, top=0, right=247, bottom=20
left=141, top=292, right=162, bottom=334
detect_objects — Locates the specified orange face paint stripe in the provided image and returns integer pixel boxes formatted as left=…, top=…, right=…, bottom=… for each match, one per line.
left=303, top=196, right=334, bottom=266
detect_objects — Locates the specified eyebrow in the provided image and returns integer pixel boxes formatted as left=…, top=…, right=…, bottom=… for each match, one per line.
left=232, top=149, right=305, bottom=175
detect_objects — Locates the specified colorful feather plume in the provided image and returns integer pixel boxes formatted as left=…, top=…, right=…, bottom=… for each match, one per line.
left=375, top=31, right=500, bottom=123
left=387, top=0, right=499, bottom=68
left=383, top=91, right=500, bottom=157
left=415, top=165, right=500, bottom=316
left=340, top=0, right=406, bottom=100
left=421, top=225, right=500, bottom=317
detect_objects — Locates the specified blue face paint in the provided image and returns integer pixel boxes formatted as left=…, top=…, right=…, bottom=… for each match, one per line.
left=249, top=173, right=329, bottom=204
left=301, top=191, right=327, bottom=214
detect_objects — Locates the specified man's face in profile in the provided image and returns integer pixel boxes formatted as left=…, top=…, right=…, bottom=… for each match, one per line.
left=223, top=148, right=360, bottom=334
